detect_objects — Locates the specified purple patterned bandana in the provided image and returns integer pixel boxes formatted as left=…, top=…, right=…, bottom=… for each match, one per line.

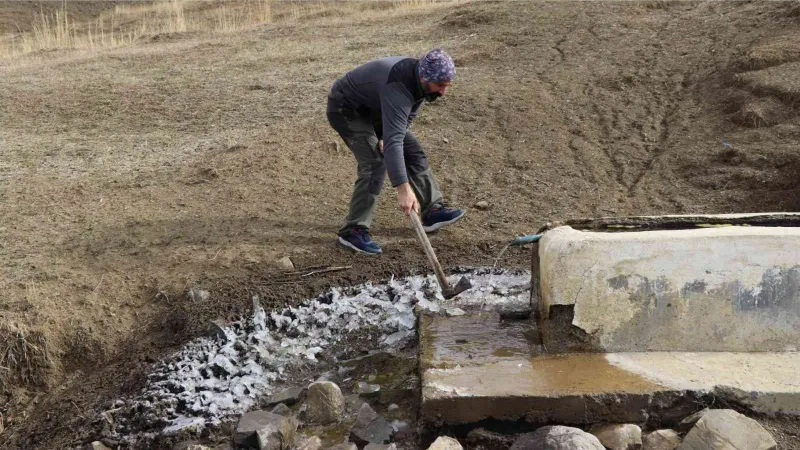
left=417, top=48, right=455, bottom=83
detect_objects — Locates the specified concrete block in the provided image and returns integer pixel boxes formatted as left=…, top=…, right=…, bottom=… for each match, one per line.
left=539, top=225, right=800, bottom=352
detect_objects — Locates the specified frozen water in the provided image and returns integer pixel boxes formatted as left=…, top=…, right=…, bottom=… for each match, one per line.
left=108, top=269, right=529, bottom=444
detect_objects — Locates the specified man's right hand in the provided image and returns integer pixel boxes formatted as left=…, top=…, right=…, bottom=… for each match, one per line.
left=397, top=183, right=419, bottom=216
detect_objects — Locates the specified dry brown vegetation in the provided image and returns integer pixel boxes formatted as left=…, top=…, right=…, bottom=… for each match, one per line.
left=1, top=1, right=800, bottom=449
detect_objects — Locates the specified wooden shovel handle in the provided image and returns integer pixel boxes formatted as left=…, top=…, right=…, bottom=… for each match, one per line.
left=409, top=212, right=451, bottom=294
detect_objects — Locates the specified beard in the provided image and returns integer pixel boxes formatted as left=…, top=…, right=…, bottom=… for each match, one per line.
left=425, top=92, right=442, bottom=102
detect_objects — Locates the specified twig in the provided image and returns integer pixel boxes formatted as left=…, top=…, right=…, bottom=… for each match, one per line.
left=93, top=275, right=105, bottom=293
left=300, top=266, right=352, bottom=278
left=209, top=246, right=224, bottom=261
left=533, top=178, right=551, bottom=187
left=70, top=401, right=85, bottom=420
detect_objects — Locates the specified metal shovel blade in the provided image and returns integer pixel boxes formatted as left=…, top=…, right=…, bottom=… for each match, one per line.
left=442, top=276, right=473, bottom=299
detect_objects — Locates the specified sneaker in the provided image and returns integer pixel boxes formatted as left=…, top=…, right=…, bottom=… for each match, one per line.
left=422, top=205, right=466, bottom=232
left=338, top=228, right=382, bottom=255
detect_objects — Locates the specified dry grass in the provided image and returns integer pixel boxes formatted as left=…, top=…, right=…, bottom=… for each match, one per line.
left=736, top=62, right=800, bottom=105
left=738, top=35, right=800, bottom=71
left=730, top=96, right=792, bottom=128
left=0, top=0, right=450, bottom=59
left=0, top=326, right=51, bottom=391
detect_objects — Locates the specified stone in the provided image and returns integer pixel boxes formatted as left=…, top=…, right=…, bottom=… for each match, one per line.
left=474, top=201, right=489, bottom=210
left=364, top=445, right=396, bottom=450
left=326, top=444, right=358, bottom=450
left=297, top=436, right=323, bottom=450
left=206, top=319, right=229, bottom=343
left=642, top=430, right=680, bottom=450
left=677, top=409, right=708, bottom=432
left=355, top=403, right=379, bottom=427
left=589, top=424, right=642, bottom=450
left=677, top=409, right=776, bottom=450
left=350, top=404, right=394, bottom=446
left=274, top=256, right=294, bottom=271
left=445, top=308, right=466, bottom=317
left=510, top=426, right=605, bottom=450
left=466, top=428, right=516, bottom=450
left=306, top=381, right=345, bottom=425
left=427, top=436, right=463, bottom=450
left=270, top=403, right=292, bottom=416
left=89, top=443, right=111, bottom=450
left=266, top=386, right=307, bottom=407
left=355, top=381, right=381, bottom=397
left=233, top=410, right=298, bottom=450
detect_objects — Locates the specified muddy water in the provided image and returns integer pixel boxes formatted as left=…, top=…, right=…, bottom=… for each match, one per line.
left=421, top=310, right=666, bottom=397
left=420, top=312, right=544, bottom=370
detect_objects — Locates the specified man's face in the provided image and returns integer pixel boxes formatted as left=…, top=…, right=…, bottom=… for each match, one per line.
left=421, top=79, right=452, bottom=101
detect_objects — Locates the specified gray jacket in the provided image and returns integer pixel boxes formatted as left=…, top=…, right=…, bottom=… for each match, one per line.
left=330, top=56, right=425, bottom=187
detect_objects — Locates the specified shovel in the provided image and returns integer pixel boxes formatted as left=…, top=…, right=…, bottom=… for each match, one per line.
left=409, top=212, right=472, bottom=299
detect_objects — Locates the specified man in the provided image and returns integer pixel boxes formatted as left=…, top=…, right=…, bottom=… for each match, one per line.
left=327, top=48, right=465, bottom=255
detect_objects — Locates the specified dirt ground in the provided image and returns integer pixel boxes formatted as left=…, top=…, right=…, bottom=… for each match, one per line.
left=1, top=0, right=800, bottom=448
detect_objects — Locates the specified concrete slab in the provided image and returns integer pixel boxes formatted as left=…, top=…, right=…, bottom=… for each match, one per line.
left=558, top=212, right=800, bottom=232
left=419, top=312, right=800, bottom=427
left=538, top=225, right=800, bottom=352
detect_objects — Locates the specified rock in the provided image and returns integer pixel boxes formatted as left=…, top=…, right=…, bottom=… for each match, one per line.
left=445, top=308, right=466, bottom=317
left=642, top=430, right=680, bottom=450
left=266, top=386, right=307, bottom=407
left=270, top=403, right=292, bottom=416
left=356, top=403, right=379, bottom=427
left=381, top=330, right=414, bottom=347
left=427, top=436, right=463, bottom=450
left=387, top=404, right=399, bottom=411
left=326, top=444, right=358, bottom=450
left=474, top=201, right=490, bottom=210
left=677, top=409, right=776, bottom=450
left=274, top=256, right=294, bottom=271
left=350, top=403, right=394, bottom=446
left=88, top=443, right=111, bottom=450
left=233, top=410, right=298, bottom=450
left=677, top=409, right=708, bottom=432
left=306, top=381, right=345, bottom=425
left=355, top=381, right=381, bottom=398
left=206, top=319, right=229, bottom=342
left=364, top=445, right=396, bottom=450
left=297, top=436, right=323, bottom=450
left=466, top=428, right=515, bottom=450
left=588, top=424, right=642, bottom=450
left=511, top=426, right=605, bottom=450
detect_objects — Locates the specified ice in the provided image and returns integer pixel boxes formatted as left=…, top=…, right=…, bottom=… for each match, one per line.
left=108, top=269, right=530, bottom=446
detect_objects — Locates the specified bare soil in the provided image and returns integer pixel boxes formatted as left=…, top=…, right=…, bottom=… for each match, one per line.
left=1, top=0, right=800, bottom=448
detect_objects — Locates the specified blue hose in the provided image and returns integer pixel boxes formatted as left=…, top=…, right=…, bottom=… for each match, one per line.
left=510, top=234, right=543, bottom=246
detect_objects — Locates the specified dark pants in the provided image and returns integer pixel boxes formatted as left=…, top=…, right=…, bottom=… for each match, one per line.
left=327, top=91, right=443, bottom=236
